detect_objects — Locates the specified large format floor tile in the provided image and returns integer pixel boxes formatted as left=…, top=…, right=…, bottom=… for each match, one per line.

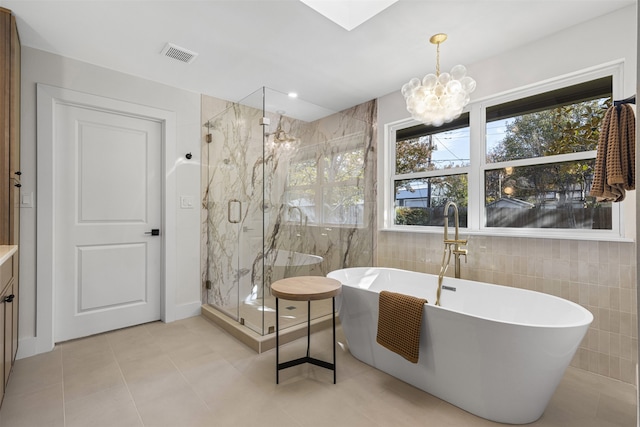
left=0, top=316, right=636, bottom=426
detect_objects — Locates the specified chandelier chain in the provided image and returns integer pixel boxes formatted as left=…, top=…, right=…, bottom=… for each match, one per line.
left=435, top=42, right=440, bottom=77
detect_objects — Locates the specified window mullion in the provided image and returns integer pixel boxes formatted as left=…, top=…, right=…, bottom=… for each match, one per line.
left=485, top=150, right=597, bottom=170
left=393, top=166, right=471, bottom=182
left=468, top=103, right=484, bottom=231
left=385, top=122, right=398, bottom=228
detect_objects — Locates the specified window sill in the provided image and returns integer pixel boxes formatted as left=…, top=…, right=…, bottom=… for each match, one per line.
left=379, top=225, right=634, bottom=243
left=293, top=223, right=368, bottom=230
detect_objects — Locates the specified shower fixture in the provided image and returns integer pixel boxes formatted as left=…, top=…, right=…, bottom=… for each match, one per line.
left=265, top=116, right=299, bottom=152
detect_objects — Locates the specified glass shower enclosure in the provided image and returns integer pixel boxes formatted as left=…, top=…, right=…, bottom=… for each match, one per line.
left=202, top=87, right=375, bottom=336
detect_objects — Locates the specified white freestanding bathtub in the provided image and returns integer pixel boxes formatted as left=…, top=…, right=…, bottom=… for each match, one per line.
left=327, top=267, right=593, bottom=424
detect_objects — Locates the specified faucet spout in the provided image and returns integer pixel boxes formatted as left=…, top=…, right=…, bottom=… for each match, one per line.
left=443, top=201, right=465, bottom=244
left=443, top=201, right=467, bottom=279
left=288, top=206, right=304, bottom=236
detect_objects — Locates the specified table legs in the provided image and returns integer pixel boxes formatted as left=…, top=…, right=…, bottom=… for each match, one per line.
left=275, top=297, right=336, bottom=384
left=276, top=296, right=280, bottom=384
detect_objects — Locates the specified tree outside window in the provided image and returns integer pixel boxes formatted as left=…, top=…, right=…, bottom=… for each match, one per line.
left=485, top=84, right=612, bottom=230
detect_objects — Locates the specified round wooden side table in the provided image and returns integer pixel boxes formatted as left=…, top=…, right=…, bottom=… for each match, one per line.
left=271, top=276, right=342, bottom=384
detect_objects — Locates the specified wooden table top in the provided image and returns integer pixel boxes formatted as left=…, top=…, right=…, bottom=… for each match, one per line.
left=270, top=276, right=342, bottom=301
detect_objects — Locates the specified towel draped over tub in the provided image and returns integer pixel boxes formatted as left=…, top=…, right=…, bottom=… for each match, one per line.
left=590, top=104, right=636, bottom=202
left=376, top=291, right=427, bottom=363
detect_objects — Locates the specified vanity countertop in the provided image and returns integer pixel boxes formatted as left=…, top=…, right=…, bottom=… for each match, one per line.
left=0, top=245, right=17, bottom=266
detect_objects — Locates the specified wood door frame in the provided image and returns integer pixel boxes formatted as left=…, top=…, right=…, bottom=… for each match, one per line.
left=36, top=84, right=177, bottom=353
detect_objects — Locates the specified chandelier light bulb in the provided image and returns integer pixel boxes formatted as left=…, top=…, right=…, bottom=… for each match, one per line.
left=265, top=117, right=299, bottom=153
left=402, top=33, right=476, bottom=127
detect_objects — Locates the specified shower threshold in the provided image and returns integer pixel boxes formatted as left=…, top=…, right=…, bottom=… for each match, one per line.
left=201, top=304, right=336, bottom=353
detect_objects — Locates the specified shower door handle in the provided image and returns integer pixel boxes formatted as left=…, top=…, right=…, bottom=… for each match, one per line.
left=228, top=199, right=242, bottom=224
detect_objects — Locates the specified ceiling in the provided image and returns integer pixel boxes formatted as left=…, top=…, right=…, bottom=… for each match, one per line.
left=0, top=0, right=635, bottom=115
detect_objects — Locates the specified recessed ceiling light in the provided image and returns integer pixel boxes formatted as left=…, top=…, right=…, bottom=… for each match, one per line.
left=300, top=0, right=398, bottom=31
left=288, top=92, right=298, bottom=98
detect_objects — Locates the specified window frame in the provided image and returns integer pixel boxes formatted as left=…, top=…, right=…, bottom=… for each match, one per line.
left=285, top=131, right=367, bottom=228
left=391, top=115, right=471, bottom=228
left=382, top=62, right=630, bottom=241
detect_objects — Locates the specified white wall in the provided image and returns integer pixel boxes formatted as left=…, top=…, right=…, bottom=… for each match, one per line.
left=380, top=5, right=637, bottom=126
left=18, top=47, right=202, bottom=358
left=378, top=4, right=638, bottom=234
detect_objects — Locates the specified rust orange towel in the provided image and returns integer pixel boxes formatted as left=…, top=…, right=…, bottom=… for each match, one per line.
left=376, top=291, right=427, bottom=363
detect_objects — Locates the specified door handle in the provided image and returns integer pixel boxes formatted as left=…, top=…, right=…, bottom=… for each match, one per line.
left=228, top=199, right=241, bottom=224
left=145, top=229, right=160, bottom=236
left=3, top=294, right=14, bottom=303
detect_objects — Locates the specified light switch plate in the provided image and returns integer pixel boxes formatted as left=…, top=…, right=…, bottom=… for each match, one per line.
left=21, top=192, right=33, bottom=208
left=180, top=195, right=194, bottom=209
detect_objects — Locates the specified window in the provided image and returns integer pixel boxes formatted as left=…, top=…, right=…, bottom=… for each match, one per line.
left=393, top=115, right=470, bottom=227
left=286, top=133, right=365, bottom=226
left=484, top=76, right=612, bottom=230
left=385, top=64, right=625, bottom=239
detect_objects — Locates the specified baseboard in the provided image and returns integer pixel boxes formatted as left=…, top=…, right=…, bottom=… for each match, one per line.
left=15, top=302, right=202, bottom=361
left=16, top=302, right=202, bottom=361
left=173, top=300, right=202, bottom=321
left=15, top=336, right=39, bottom=360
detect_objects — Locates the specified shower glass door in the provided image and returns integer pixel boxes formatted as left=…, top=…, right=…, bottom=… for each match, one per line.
left=203, top=87, right=375, bottom=336
left=203, top=88, right=266, bottom=334
left=236, top=88, right=266, bottom=334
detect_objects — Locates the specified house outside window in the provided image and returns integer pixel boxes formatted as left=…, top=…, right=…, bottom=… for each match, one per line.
left=393, top=114, right=470, bottom=227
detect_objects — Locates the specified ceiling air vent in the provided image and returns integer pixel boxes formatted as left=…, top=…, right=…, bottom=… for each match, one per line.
left=161, top=43, right=198, bottom=64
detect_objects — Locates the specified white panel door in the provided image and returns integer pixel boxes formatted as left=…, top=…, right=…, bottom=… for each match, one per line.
left=54, top=103, right=162, bottom=342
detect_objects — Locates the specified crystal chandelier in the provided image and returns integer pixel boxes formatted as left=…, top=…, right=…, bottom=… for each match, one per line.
left=402, top=33, right=476, bottom=127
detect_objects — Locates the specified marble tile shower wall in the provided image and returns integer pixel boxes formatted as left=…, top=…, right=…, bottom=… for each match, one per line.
left=378, top=232, right=638, bottom=385
left=200, top=93, right=377, bottom=318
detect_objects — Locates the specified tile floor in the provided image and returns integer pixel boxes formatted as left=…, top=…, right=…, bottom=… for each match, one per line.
left=0, top=316, right=636, bottom=427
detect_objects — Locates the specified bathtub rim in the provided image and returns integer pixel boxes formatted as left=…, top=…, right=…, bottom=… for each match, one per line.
left=328, top=266, right=594, bottom=330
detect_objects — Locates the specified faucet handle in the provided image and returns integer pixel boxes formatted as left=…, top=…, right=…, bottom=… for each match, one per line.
left=453, top=248, right=468, bottom=263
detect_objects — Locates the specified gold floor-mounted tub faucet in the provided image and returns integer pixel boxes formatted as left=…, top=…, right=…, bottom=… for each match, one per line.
left=443, top=201, right=467, bottom=278
left=436, top=201, right=468, bottom=306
